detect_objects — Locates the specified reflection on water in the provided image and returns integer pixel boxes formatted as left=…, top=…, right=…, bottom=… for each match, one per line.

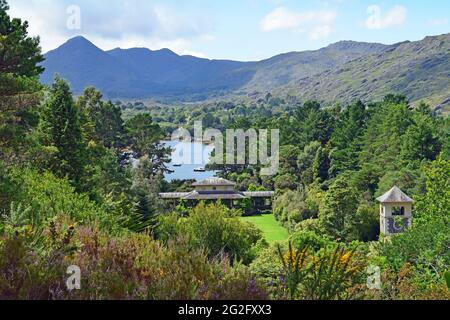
left=163, top=141, right=218, bottom=182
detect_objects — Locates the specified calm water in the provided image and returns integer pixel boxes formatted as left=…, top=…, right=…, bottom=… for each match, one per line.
left=163, top=141, right=218, bottom=182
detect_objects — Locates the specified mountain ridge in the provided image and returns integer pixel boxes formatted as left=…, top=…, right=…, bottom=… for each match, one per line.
left=41, top=34, right=450, bottom=108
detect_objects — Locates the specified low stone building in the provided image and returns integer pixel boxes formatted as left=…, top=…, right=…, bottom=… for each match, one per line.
left=159, top=178, right=275, bottom=214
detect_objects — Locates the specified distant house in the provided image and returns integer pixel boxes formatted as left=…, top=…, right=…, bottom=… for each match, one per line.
left=159, top=178, right=275, bottom=214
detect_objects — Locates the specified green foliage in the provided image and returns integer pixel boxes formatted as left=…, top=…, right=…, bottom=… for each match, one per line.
left=125, top=113, right=171, bottom=175
left=276, top=242, right=366, bottom=300
left=277, top=242, right=309, bottom=300
left=131, top=157, right=166, bottom=225
left=273, top=189, right=318, bottom=230
left=379, top=218, right=450, bottom=281
left=40, top=77, right=86, bottom=189
left=0, top=0, right=44, bottom=96
left=157, top=202, right=262, bottom=263
left=297, top=141, right=321, bottom=185
left=1, top=2, right=449, bottom=299
left=376, top=167, right=426, bottom=199
left=318, top=175, right=359, bottom=242
left=401, top=111, right=441, bottom=162
left=414, top=157, right=450, bottom=224
left=329, top=101, right=367, bottom=176
left=290, top=231, right=335, bottom=252
left=2, top=168, right=125, bottom=234
left=77, top=87, right=126, bottom=149
left=444, top=271, right=450, bottom=290
left=0, top=1, right=44, bottom=162
left=376, top=157, right=450, bottom=295
left=313, top=146, right=330, bottom=183
left=358, top=101, right=412, bottom=174
left=353, top=203, right=379, bottom=242
left=0, top=222, right=268, bottom=300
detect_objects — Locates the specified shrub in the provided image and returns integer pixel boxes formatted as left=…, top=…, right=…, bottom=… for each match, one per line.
left=0, top=217, right=268, bottom=300
left=4, top=168, right=126, bottom=234
left=157, top=202, right=263, bottom=264
left=289, top=231, right=335, bottom=252
left=273, top=190, right=318, bottom=231
left=276, top=243, right=367, bottom=300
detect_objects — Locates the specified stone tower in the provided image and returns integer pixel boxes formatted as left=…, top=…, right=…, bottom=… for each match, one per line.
left=376, top=186, right=413, bottom=236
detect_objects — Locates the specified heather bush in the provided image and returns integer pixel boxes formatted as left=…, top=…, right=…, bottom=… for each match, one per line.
left=0, top=215, right=268, bottom=300
left=0, top=213, right=77, bottom=299
left=367, top=264, right=450, bottom=300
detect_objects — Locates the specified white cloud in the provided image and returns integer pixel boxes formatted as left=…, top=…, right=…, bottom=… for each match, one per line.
left=8, top=0, right=213, bottom=56
left=366, top=5, right=407, bottom=30
left=429, top=18, right=448, bottom=26
left=260, top=7, right=336, bottom=40
left=310, top=25, right=332, bottom=40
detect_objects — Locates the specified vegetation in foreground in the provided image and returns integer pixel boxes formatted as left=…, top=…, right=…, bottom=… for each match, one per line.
left=0, top=0, right=449, bottom=300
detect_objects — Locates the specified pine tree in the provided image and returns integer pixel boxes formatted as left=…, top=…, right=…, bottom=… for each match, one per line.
left=0, top=0, right=44, bottom=97
left=329, top=101, right=367, bottom=176
left=77, top=87, right=125, bottom=149
left=318, top=175, right=359, bottom=242
left=125, top=113, right=171, bottom=175
left=401, top=113, right=441, bottom=162
left=0, top=0, right=44, bottom=161
left=41, top=77, right=86, bottom=189
left=313, top=147, right=330, bottom=183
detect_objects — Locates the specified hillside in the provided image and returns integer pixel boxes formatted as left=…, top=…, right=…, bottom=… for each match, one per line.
left=42, top=36, right=255, bottom=99
left=41, top=34, right=450, bottom=108
left=283, top=33, right=450, bottom=110
left=243, top=40, right=393, bottom=92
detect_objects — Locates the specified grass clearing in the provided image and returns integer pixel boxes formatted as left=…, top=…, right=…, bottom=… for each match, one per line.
left=240, top=214, right=289, bottom=243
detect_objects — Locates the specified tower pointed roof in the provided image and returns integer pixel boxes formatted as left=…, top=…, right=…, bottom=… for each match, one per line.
left=376, top=186, right=413, bottom=203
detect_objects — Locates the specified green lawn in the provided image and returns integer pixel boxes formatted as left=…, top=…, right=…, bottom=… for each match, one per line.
left=240, top=214, right=289, bottom=243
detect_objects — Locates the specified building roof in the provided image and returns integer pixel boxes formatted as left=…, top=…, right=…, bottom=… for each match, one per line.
left=243, top=191, right=275, bottom=198
left=376, top=186, right=414, bottom=203
left=159, top=191, right=274, bottom=200
left=159, top=192, right=190, bottom=199
left=160, top=178, right=275, bottom=201
left=192, top=178, right=236, bottom=187
left=183, top=191, right=247, bottom=201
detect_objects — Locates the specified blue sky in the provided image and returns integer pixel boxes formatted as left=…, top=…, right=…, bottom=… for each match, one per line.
left=8, top=0, right=450, bottom=61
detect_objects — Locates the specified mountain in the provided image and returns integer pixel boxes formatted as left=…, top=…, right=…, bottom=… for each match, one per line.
left=241, top=40, right=393, bottom=92
left=282, top=33, right=450, bottom=110
left=42, top=36, right=132, bottom=96
left=41, top=34, right=450, bottom=108
left=42, top=36, right=254, bottom=99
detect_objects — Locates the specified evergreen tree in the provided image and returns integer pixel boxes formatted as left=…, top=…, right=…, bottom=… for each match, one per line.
left=0, top=0, right=44, bottom=161
left=358, top=99, right=412, bottom=174
left=313, top=147, right=330, bottom=183
left=125, top=113, right=171, bottom=175
left=41, top=77, right=86, bottom=188
left=401, top=113, right=441, bottom=162
left=328, top=101, right=367, bottom=176
left=77, top=87, right=125, bottom=149
left=318, top=175, right=359, bottom=242
left=0, top=0, right=43, bottom=97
